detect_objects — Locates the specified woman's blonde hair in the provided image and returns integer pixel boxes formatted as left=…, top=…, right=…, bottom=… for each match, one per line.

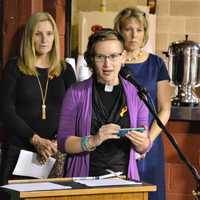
left=114, top=7, right=149, bottom=47
left=18, top=12, right=63, bottom=77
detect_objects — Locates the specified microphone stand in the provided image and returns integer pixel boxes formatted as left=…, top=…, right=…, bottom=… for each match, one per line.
left=137, top=88, right=200, bottom=200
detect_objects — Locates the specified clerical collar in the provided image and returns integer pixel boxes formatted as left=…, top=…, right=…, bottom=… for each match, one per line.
left=95, top=80, right=120, bottom=93
left=104, top=84, right=114, bottom=92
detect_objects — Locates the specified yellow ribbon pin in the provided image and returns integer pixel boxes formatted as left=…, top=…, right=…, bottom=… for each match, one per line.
left=120, top=106, right=128, bottom=117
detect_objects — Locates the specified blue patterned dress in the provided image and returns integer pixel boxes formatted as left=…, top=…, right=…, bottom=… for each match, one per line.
left=125, top=54, right=170, bottom=200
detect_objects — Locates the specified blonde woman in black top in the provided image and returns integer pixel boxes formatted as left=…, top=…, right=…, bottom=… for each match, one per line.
left=0, top=12, right=76, bottom=185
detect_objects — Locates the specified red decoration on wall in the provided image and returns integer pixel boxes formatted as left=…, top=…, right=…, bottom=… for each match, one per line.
left=147, top=0, right=156, bottom=14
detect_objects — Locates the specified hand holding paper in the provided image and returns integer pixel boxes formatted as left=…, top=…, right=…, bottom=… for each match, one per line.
left=13, top=150, right=56, bottom=179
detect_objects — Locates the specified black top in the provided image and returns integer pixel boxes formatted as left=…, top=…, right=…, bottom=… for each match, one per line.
left=0, top=58, right=76, bottom=151
left=89, top=80, right=130, bottom=176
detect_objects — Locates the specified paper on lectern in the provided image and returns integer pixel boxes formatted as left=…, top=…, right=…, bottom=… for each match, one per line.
left=1, top=182, right=71, bottom=192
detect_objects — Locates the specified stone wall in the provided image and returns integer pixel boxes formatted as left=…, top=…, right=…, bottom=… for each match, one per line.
left=72, top=0, right=200, bottom=59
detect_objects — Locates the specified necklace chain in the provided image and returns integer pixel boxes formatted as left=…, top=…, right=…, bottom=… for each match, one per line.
left=35, top=72, right=49, bottom=120
left=126, top=50, right=144, bottom=62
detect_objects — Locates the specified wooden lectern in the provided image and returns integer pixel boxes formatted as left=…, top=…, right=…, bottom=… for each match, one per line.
left=1, top=178, right=156, bottom=200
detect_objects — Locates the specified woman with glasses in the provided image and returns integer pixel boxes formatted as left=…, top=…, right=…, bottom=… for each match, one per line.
left=114, top=7, right=171, bottom=200
left=57, top=28, right=150, bottom=179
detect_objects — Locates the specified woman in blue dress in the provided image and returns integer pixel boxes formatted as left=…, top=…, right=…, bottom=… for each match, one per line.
left=114, top=7, right=171, bottom=200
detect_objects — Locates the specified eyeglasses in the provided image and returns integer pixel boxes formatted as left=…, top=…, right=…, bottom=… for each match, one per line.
left=94, top=52, right=123, bottom=62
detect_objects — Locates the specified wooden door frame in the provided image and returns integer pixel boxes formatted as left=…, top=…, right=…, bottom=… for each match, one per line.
left=0, top=0, right=3, bottom=75
left=65, top=0, right=72, bottom=57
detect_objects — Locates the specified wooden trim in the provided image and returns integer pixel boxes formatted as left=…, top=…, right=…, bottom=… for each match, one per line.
left=8, top=177, right=73, bottom=184
left=20, top=185, right=156, bottom=198
left=65, top=0, right=72, bottom=57
left=0, top=0, right=3, bottom=74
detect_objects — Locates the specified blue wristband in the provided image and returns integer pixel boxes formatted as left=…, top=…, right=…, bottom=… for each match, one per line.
left=81, top=136, right=96, bottom=152
left=81, top=136, right=88, bottom=151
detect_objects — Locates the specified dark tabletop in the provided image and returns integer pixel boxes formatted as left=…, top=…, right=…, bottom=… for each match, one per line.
left=170, top=105, right=200, bottom=121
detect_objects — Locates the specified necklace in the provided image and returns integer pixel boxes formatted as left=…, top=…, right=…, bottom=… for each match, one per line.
left=126, top=50, right=144, bottom=62
left=35, top=72, right=49, bottom=120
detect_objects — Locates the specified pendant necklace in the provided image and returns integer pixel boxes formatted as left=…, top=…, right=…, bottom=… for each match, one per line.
left=35, top=71, right=49, bottom=120
left=126, top=50, right=144, bottom=62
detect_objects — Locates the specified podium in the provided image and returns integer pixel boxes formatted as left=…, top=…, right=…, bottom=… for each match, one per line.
left=0, top=178, right=156, bottom=200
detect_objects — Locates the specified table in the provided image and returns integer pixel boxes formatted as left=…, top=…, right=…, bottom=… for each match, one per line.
left=1, top=178, right=156, bottom=200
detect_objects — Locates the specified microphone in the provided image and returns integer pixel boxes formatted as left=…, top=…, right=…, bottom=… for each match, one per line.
left=120, top=66, right=156, bottom=112
left=120, top=66, right=148, bottom=95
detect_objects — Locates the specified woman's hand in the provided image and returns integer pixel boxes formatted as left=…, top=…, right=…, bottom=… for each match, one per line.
left=31, top=134, right=57, bottom=164
left=125, top=126, right=151, bottom=154
left=94, top=123, right=120, bottom=146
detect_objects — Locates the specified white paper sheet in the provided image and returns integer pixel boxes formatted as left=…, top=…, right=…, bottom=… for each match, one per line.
left=1, top=182, right=71, bottom=192
left=75, top=177, right=142, bottom=187
left=13, top=150, right=56, bottom=179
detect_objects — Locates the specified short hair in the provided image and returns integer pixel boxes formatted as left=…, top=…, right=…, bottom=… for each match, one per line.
left=18, top=12, right=63, bottom=77
left=84, top=28, right=125, bottom=71
left=114, top=7, right=149, bottom=47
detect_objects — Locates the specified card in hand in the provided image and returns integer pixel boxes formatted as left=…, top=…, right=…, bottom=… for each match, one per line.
left=117, top=127, right=145, bottom=137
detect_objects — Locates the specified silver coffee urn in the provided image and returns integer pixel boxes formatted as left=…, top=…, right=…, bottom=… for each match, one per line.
left=168, top=35, right=200, bottom=106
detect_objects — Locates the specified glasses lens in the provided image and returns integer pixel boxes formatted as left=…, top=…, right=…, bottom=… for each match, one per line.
left=95, top=53, right=122, bottom=62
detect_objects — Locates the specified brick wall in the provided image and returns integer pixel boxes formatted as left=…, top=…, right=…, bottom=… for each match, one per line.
left=72, top=0, right=200, bottom=59
left=157, top=0, right=200, bottom=57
